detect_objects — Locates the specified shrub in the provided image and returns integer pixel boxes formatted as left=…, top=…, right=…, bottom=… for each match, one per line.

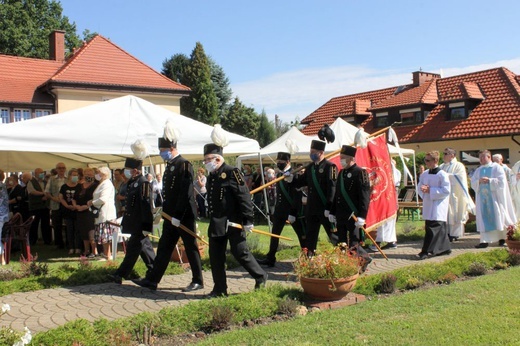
left=20, top=255, right=49, bottom=277
left=404, top=277, right=423, bottom=290
left=437, top=272, right=457, bottom=284
left=507, top=249, right=520, bottom=266
left=0, top=267, right=27, bottom=281
left=277, top=296, right=300, bottom=317
left=464, top=262, right=487, bottom=276
left=376, top=274, right=397, bottom=294
left=205, top=305, right=234, bottom=332
left=493, top=262, right=509, bottom=270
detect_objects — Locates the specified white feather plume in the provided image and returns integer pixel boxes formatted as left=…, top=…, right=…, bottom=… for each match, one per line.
left=388, top=127, right=397, bottom=144
left=163, top=120, right=180, bottom=143
left=354, top=128, right=368, bottom=148
left=285, top=138, right=299, bottom=154
left=211, top=124, right=229, bottom=147
left=130, top=139, right=149, bottom=160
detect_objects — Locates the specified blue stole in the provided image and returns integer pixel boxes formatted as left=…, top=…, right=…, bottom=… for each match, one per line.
left=479, top=166, right=497, bottom=231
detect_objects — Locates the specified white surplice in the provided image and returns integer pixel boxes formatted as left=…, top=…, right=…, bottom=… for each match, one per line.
left=418, top=169, right=450, bottom=222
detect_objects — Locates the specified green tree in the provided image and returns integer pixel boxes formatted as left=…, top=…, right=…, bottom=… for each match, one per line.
left=222, top=97, right=259, bottom=139
left=208, top=56, right=233, bottom=121
left=0, top=0, right=82, bottom=58
left=181, top=42, right=219, bottom=125
left=257, top=110, right=276, bottom=147
left=162, top=53, right=190, bottom=83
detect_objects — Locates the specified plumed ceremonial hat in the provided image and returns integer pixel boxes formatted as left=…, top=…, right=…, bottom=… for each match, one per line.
left=204, top=143, right=223, bottom=156
left=125, top=157, right=142, bottom=170
left=277, top=152, right=291, bottom=161
left=159, top=120, right=179, bottom=148
left=158, top=137, right=176, bottom=149
left=317, top=123, right=335, bottom=144
left=311, top=140, right=326, bottom=151
left=341, top=145, right=357, bottom=157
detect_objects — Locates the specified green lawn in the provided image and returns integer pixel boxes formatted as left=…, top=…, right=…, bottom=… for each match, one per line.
left=198, top=266, right=520, bottom=346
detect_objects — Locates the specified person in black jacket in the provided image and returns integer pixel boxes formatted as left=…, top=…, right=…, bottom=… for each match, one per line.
left=329, top=145, right=372, bottom=269
left=204, top=143, right=267, bottom=298
left=133, top=136, right=204, bottom=292
left=257, top=152, right=306, bottom=267
left=292, top=140, right=338, bottom=254
left=108, top=158, right=155, bottom=284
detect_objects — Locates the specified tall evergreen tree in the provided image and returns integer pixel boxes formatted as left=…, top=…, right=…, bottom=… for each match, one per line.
left=162, top=53, right=190, bottom=83
left=0, top=0, right=82, bottom=58
left=222, top=97, right=259, bottom=139
left=257, top=110, right=276, bottom=147
left=208, top=56, right=233, bottom=121
left=181, top=42, right=219, bottom=125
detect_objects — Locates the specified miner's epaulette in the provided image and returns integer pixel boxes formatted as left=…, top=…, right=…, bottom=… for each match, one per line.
left=362, top=169, right=370, bottom=185
left=142, top=180, right=151, bottom=199
left=330, top=165, right=337, bottom=180
left=182, top=161, right=191, bottom=177
left=232, top=168, right=245, bottom=186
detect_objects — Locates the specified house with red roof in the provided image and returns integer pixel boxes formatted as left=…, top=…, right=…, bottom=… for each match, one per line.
left=301, top=69, right=520, bottom=166
left=0, top=31, right=190, bottom=124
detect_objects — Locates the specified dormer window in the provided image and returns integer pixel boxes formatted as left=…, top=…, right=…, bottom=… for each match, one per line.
left=400, top=107, right=422, bottom=125
left=375, top=112, right=389, bottom=128
left=449, top=102, right=467, bottom=120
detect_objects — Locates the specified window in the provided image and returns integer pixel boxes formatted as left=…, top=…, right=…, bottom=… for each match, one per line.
left=35, top=110, right=51, bottom=117
left=14, top=109, right=31, bottom=122
left=374, top=112, right=389, bottom=128
left=448, top=102, right=467, bottom=120
left=1, top=109, right=9, bottom=123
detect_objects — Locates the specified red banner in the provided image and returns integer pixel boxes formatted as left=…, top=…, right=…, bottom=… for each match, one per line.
left=329, top=134, right=397, bottom=231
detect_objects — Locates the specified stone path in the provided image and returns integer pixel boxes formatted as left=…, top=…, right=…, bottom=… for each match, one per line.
left=0, top=233, right=500, bottom=333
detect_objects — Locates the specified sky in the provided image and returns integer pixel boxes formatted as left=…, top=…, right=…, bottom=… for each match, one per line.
left=59, top=0, right=520, bottom=123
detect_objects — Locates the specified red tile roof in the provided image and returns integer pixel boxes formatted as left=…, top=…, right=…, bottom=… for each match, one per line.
left=44, top=35, right=190, bottom=93
left=0, top=55, right=62, bottom=104
left=335, top=99, right=372, bottom=117
left=303, top=67, right=520, bottom=142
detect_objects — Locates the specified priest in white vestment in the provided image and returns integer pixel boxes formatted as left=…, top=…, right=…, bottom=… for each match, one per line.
left=440, top=148, right=475, bottom=241
left=510, top=160, right=520, bottom=219
left=417, top=151, right=451, bottom=259
left=470, top=150, right=516, bottom=248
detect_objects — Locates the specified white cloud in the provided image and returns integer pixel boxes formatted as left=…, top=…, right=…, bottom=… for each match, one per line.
left=232, top=58, right=520, bottom=123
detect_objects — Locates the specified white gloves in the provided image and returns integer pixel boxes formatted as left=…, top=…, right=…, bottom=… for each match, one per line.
left=283, top=171, right=293, bottom=183
left=243, top=224, right=254, bottom=233
left=171, top=217, right=181, bottom=227
left=355, top=217, right=365, bottom=228
left=324, top=210, right=330, bottom=218
left=288, top=215, right=296, bottom=224
left=328, top=214, right=336, bottom=224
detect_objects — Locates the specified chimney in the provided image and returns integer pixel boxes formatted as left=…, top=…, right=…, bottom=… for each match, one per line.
left=49, top=30, right=66, bottom=62
left=412, top=71, right=440, bottom=86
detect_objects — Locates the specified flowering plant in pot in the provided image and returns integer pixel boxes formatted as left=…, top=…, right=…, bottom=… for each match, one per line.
left=293, top=244, right=362, bottom=301
left=506, top=223, right=520, bottom=250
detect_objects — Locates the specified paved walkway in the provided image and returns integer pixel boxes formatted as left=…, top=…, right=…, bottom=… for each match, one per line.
left=0, top=233, right=500, bottom=333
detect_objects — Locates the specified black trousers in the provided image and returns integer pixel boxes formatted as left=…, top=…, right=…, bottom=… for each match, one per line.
left=305, top=214, right=338, bottom=253
left=115, top=233, right=155, bottom=278
left=30, top=208, right=51, bottom=245
left=264, top=216, right=306, bottom=261
left=147, top=218, right=203, bottom=285
left=209, top=229, right=266, bottom=294
left=51, top=209, right=65, bottom=247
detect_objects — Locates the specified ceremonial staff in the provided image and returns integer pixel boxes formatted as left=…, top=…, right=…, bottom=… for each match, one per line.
left=227, top=221, right=293, bottom=241
left=161, top=211, right=209, bottom=246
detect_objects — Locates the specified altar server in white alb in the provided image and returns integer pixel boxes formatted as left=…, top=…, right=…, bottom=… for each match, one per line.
left=417, top=151, right=451, bottom=260
left=471, top=150, right=517, bottom=248
left=439, top=148, right=475, bottom=242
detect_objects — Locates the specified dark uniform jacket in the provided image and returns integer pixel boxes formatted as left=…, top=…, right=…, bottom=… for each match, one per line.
left=331, top=163, right=371, bottom=224
left=294, top=159, right=337, bottom=215
left=121, top=174, right=153, bottom=235
left=273, top=169, right=298, bottom=219
left=207, top=163, right=253, bottom=237
left=161, top=155, right=197, bottom=221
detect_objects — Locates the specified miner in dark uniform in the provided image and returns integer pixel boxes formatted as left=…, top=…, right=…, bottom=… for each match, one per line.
left=203, top=143, right=267, bottom=298
left=329, top=145, right=372, bottom=269
left=292, top=139, right=338, bottom=254
left=257, top=152, right=306, bottom=267
left=132, top=136, right=204, bottom=291
left=108, top=158, right=155, bottom=284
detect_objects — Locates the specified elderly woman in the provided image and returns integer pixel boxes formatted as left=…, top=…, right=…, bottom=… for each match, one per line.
left=88, top=167, right=117, bottom=260
left=59, top=169, right=82, bottom=255
left=73, top=168, right=99, bottom=258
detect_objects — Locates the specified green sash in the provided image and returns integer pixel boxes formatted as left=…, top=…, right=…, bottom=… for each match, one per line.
left=340, top=172, right=358, bottom=214
left=311, top=166, right=327, bottom=206
left=278, top=180, right=295, bottom=208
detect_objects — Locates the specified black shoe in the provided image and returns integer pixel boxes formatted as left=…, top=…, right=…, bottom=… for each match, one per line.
left=381, top=242, right=397, bottom=250
left=498, top=239, right=506, bottom=247
left=254, top=273, right=268, bottom=290
left=257, top=257, right=276, bottom=267
left=205, top=291, right=228, bottom=299
left=107, top=273, right=123, bottom=284
left=360, top=256, right=372, bottom=273
left=475, top=243, right=489, bottom=249
left=417, top=252, right=429, bottom=260
left=449, top=236, right=458, bottom=242
left=131, top=278, right=157, bottom=291
left=182, top=282, right=204, bottom=292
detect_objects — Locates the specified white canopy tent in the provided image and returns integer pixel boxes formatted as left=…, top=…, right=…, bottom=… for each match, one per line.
left=0, top=95, right=260, bottom=171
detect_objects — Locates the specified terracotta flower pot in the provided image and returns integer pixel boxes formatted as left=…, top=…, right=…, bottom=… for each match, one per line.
left=171, top=244, right=205, bottom=263
left=300, top=273, right=359, bottom=301
left=506, top=239, right=520, bottom=251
